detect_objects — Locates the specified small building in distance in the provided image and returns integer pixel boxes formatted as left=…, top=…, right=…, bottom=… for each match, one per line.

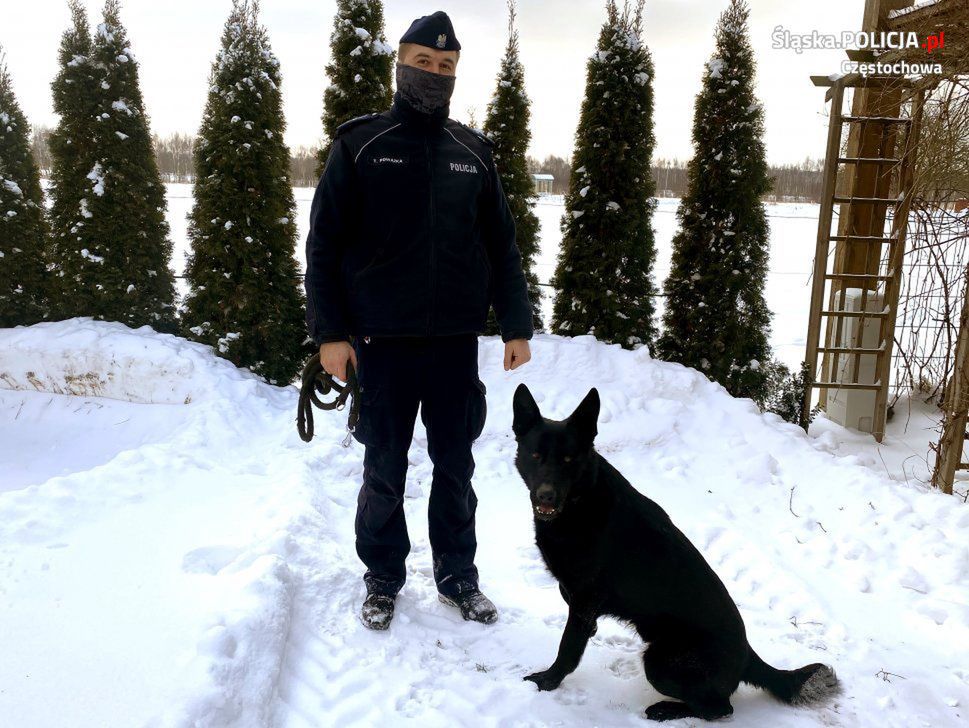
left=532, top=173, right=554, bottom=195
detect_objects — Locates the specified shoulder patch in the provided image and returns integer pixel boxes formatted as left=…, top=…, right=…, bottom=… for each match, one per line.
left=336, top=113, right=382, bottom=136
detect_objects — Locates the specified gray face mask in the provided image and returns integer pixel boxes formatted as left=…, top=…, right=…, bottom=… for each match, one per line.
left=396, top=62, right=456, bottom=115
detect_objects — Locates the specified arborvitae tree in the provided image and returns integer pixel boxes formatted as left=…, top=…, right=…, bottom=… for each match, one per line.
left=0, top=50, right=50, bottom=326
left=316, top=0, right=394, bottom=177
left=47, top=0, right=103, bottom=320
left=483, top=1, right=543, bottom=333
left=73, top=0, right=177, bottom=330
left=550, top=0, right=658, bottom=349
left=182, top=0, right=306, bottom=385
left=656, top=0, right=772, bottom=402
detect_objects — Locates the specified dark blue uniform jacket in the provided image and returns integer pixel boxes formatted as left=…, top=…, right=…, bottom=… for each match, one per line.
left=304, top=94, right=534, bottom=345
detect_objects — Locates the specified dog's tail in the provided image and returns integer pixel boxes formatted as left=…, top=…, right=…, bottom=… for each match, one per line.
left=742, top=647, right=840, bottom=706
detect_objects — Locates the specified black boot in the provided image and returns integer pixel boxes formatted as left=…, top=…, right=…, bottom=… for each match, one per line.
left=361, top=591, right=396, bottom=630
left=439, top=583, right=498, bottom=624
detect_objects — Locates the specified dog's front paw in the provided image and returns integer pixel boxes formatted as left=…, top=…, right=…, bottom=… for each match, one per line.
left=645, top=701, right=694, bottom=722
left=524, top=669, right=564, bottom=691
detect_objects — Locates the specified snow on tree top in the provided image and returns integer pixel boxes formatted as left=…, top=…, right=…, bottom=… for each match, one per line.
left=96, top=23, right=116, bottom=42
left=619, top=29, right=643, bottom=52
left=707, top=58, right=726, bottom=79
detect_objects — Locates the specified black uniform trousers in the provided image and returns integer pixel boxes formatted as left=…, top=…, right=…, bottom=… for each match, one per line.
left=351, top=334, right=487, bottom=598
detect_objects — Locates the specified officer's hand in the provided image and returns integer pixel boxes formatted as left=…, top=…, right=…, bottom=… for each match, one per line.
left=320, top=341, right=357, bottom=383
left=504, top=339, right=531, bottom=371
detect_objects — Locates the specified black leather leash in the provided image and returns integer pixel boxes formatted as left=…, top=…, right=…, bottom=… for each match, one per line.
left=296, top=352, right=360, bottom=446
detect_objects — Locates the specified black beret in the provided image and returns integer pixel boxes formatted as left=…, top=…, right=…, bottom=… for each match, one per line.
left=399, top=11, right=461, bottom=52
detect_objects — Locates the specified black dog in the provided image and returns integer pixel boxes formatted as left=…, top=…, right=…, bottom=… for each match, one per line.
left=513, top=384, right=839, bottom=721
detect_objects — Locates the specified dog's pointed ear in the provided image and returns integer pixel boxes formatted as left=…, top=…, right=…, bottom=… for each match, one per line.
left=567, top=387, right=599, bottom=445
left=512, top=383, right=541, bottom=438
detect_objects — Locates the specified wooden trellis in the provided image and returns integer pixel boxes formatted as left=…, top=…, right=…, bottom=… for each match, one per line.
left=802, top=73, right=925, bottom=441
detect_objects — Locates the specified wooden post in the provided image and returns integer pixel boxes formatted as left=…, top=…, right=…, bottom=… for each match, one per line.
left=932, top=274, right=969, bottom=495
left=871, top=91, right=924, bottom=441
left=832, top=0, right=911, bottom=278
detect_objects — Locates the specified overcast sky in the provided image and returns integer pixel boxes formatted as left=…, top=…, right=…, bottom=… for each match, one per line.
left=2, top=0, right=864, bottom=165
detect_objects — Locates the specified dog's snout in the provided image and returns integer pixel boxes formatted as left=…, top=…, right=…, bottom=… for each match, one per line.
left=536, top=485, right=556, bottom=505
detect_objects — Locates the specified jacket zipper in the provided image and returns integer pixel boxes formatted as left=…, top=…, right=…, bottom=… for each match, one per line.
left=425, top=132, right=437, bottom=335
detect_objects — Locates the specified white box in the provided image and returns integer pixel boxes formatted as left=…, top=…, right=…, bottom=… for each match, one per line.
left=825, top=288, right=884, bottom=433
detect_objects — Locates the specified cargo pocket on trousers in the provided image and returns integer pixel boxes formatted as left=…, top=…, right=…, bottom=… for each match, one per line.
left=466, top=378, right=488, bottom=442
left=351, top=384, right=382, bottom=447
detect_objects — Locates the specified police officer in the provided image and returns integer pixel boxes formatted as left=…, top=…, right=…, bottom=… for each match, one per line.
left=305, top=10, right=533, bottom=630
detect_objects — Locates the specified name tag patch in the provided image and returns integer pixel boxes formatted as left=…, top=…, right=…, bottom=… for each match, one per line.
left=371, top=156, right=407, bottom=166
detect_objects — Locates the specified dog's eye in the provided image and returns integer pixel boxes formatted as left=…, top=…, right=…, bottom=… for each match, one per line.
left=532, top=453, right=540, bottom=459
left=563, top=456, right=572, bottom=462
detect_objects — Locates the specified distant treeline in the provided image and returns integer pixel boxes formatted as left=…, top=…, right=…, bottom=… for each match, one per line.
left=527, top=155, right=824, bottom=202
left=29, top=127, right=823, bottom=202
left=31, top=126, right=324, bottom=188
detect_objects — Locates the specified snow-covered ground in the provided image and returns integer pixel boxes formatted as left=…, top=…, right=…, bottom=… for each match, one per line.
left=3, top=185, right=963, bottom=726
left=1, top=320, right=967, bottom=727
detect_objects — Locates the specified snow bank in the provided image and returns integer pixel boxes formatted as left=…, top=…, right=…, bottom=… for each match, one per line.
left=0, top=317, right=273, bottom=405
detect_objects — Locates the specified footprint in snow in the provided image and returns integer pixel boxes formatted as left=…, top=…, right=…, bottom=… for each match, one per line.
left=701, top=525, right=724, bottom=550
left=181, top=544, right=243, bottom=574
left=898, top=566, right=930, bottom=595
left=520, top=559, right=557, bottom=588
left=915, top=601, right=948, bottom=625
left=598, top=633, right=641, bottom=651
left=543, top=613, right=567, bottom=629
left=606, top=656, right=641, bottom=679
